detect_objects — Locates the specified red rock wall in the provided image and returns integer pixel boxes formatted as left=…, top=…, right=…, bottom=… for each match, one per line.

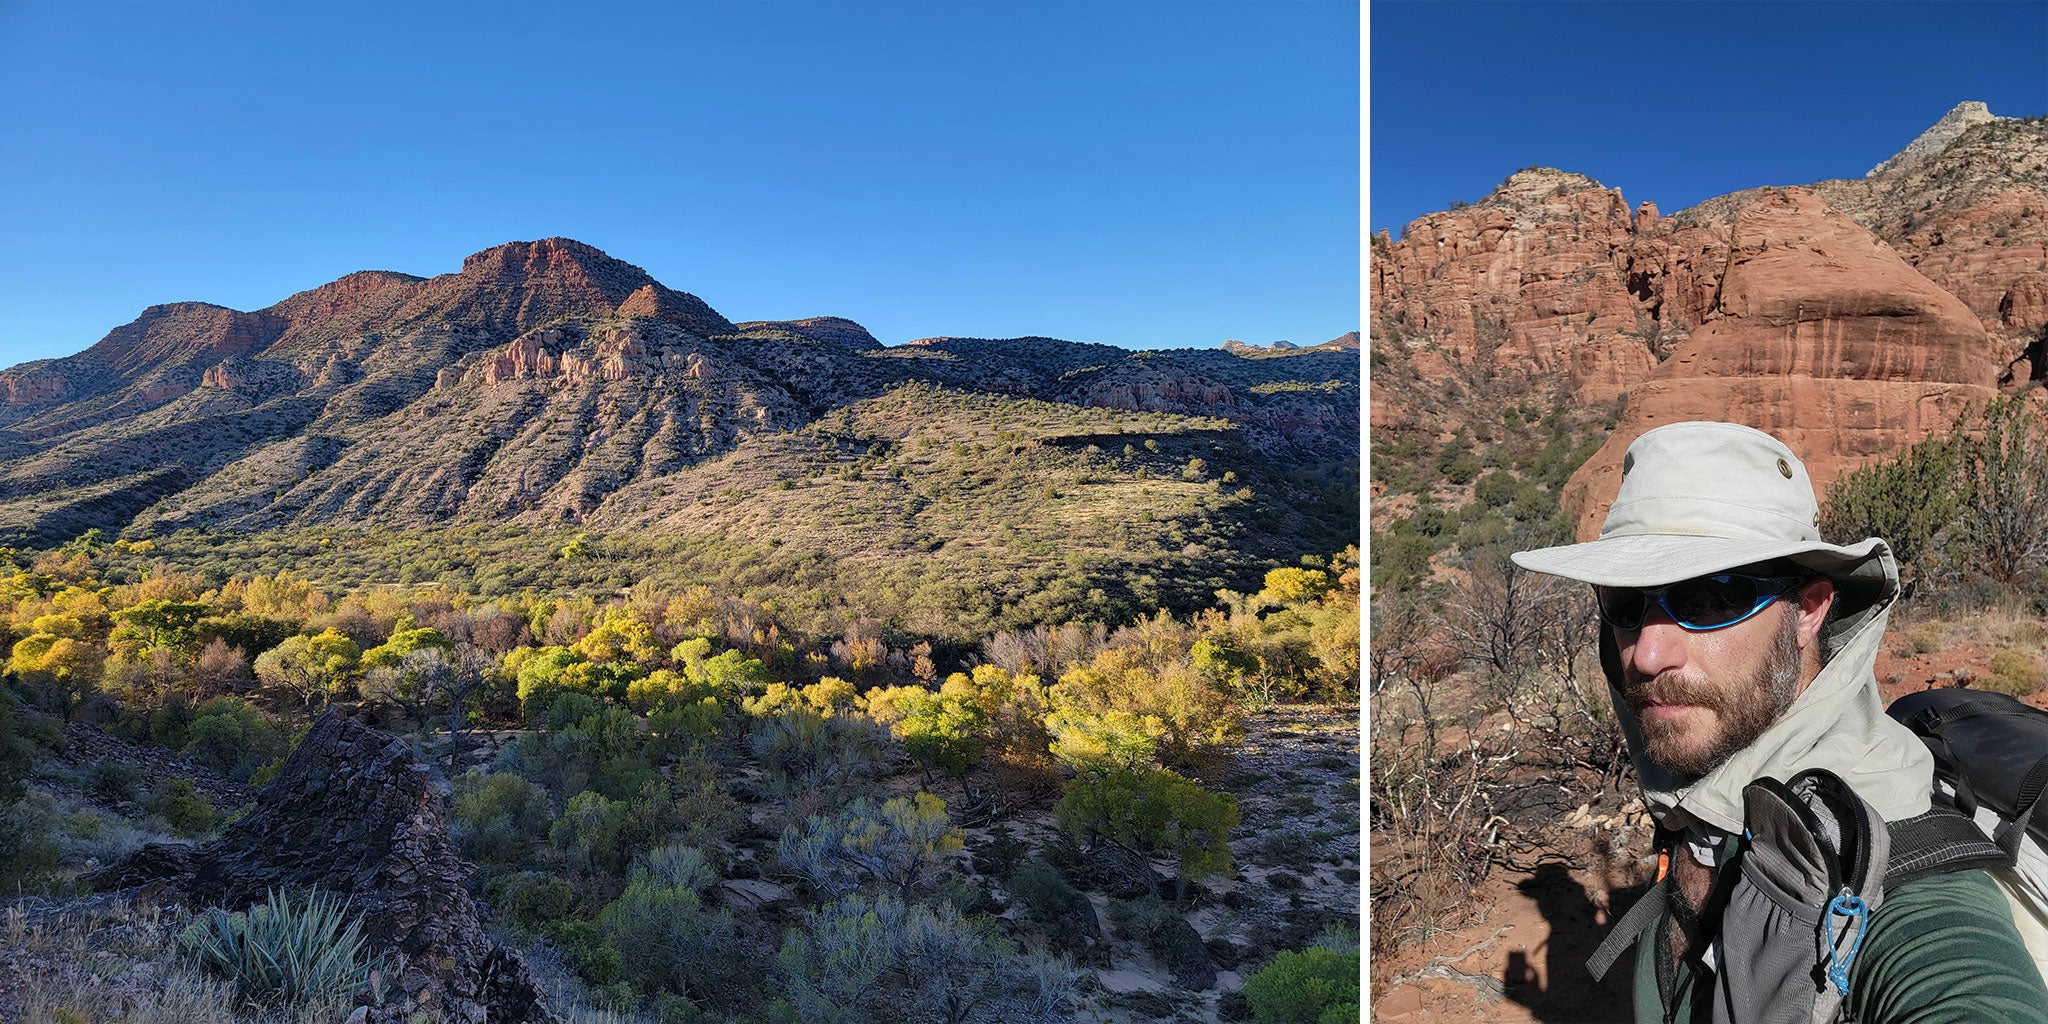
left=1559, top=189, right=2003, bottom=537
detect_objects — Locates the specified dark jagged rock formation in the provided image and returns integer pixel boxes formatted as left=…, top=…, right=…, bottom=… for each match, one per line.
left=95, top=710, right=554, bottom=1024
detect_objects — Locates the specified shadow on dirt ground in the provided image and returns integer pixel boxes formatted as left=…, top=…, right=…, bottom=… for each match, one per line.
left=1502, top=862, right=1644, bottom=1023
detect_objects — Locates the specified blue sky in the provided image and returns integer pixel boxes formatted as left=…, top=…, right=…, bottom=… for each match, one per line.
left=0, top=1, right=1360, bottom=366
left=1370, top=0, right=2048, bottom=240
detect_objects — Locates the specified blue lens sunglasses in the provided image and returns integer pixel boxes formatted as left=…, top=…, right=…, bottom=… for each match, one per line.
left=1594, top=573, right=1806, bottom=632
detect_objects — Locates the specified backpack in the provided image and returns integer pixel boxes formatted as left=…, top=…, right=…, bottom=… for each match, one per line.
left=1886, top=687, right=2048, bottom=981
left=1585, top=767, right=2007, bottom=1023
left=1585, top=686, right=2048, bottom=1019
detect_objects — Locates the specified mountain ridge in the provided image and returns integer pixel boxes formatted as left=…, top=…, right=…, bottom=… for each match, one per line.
left=0, top=240, right=1359, bottom=570
left=1369, top=98, right=2046, bottom=542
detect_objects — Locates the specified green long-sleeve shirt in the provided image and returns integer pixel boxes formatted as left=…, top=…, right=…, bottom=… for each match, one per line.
left=1634, top=868, right=2048, bottom=1023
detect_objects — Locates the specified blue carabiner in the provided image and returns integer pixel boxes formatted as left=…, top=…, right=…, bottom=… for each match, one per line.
left=1823, top=890, right=1870, bottom=996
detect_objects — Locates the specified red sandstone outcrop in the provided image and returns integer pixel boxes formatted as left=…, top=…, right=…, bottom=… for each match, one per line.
left=1673, top=110, right=2048, bottom=350
left=1560, top=188, right=2004, bottom=537
left=612, top=282, right=733, bottom=336
left=474, top=324, right=709, bottom=385
left=1370, top=169, right=1731, bottom=412
left=1371, top=105, right=2045, bottom=455
left=0, top=366, right=70, bottom=407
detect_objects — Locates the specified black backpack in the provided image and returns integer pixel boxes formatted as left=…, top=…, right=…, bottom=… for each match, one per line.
left=1887, top=687, right=2048, bottom=982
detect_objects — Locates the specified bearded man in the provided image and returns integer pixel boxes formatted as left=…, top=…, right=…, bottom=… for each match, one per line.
left=1511, top=421, right=2046, bottom=1023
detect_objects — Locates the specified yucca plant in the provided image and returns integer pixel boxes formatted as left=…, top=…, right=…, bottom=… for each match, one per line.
left=179, top=887, right=377, bottom=1008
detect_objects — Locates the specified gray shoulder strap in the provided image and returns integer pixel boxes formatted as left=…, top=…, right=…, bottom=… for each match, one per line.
left=1588, top=875, right=1670, bottom=983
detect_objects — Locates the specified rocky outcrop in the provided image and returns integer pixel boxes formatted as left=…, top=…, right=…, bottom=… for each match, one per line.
left=1081, top=376, right=1236, bottom=413
left=1560, top=188, right=2003, bottom=537
left=199, top=355, right=307, bottom=397
left=1370, top=168, right=1726, bottom=411
left=96, top=710, right=554, bottom=1024
left=1868, top=101, right=1997, bottom=177
left=611, top=282, right=735, bottom=336
left=0, top=364, right=70, bottom=407
left=1676, top=109, right=2048, bottom=346
left=1223, top=333, right=1358, bottom=356
left=734, top=315, right=884, bottom=349
left=1371, top=103, right=2046, bottom=453
left=0, top=304, right=290, bottom=428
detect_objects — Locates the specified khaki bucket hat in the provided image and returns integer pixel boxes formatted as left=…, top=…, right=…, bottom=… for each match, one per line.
left=1511, top=421, right=1893, bottom=591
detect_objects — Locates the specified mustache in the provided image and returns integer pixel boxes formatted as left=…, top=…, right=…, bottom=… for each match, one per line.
left=1623, top=671, right=1728, bottom=710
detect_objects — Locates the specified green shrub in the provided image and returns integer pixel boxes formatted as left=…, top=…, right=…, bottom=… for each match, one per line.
left=181, top=696, right=290, bottom=782
left=596, top=845, right=736, bottom=1003
left=0, top=811, right=61, bottom=892
left=1819, top=433, right=1962, bottom=578
left=548, top=919, right=625, bottom=987
left=487, top=871, right=575, bottom=929
left=747, top=709, right=891, bottom=802
left=179, top=888, right=376, bottom=1008
left=0, top=694, right=34, bottom=807
left=778, top=792, right=963, bottom=900
left=66, top=808, right=103, bottom=839
left=91, top=761, right=142, bottom=803
left=971, top=824, right=1026, bottom=879
left=148, top=778, right=218, bottom=837
left=1054, top=767, right=1239, bottom=887
left=1983, top=649, right=2047, bottom=696
left=1242, top=946, right=1360, bottom=1024
left=1473, top=470, right=1519, bottom=508
left=452, top=771, right=551, bottom=868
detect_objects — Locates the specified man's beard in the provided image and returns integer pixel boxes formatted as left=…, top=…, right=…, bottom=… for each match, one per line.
left=1623, top=611, right=1805, bottom=782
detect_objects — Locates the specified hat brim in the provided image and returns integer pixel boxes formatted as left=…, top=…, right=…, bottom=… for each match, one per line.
left=1510, top=534, right=1890, bottom=588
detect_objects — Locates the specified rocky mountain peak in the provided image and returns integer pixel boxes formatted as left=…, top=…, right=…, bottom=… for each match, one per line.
left=1478, top=167, right=1609, bottom=209
left=1867, top=100, right=2000, bottom=177
left=83, top=302, right=287, bottom=378
left=453, top=237, right=654, bottom=309
left=458, top=236, right=642, bottom=286
left=383, top=238, right=731, bottom=338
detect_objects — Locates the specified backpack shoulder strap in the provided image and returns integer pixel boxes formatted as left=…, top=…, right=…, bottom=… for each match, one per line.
left=1992, top=753, right=2048, bottom=857
left=1588, top=873, right=1671, bottom=983
left=1588, top=828, right=1682, bottom=983
left=1886, top=804, right=2010, bottom=887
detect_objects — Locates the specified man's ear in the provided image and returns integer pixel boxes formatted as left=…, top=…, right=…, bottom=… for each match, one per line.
left=1795, top=577, right=1834, bottom=653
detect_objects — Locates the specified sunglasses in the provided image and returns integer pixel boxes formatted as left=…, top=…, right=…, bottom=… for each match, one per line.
left=1594, top=573, right=1806, bottom=632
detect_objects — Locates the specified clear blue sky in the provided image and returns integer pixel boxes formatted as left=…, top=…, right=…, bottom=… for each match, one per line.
left=0, top=1, right=1360, bottom=367
left=1370, top=0, right=2048, bottom=240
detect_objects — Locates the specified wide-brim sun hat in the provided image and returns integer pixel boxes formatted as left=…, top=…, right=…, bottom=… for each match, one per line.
left=1511, top=421, right=1892, bottom=591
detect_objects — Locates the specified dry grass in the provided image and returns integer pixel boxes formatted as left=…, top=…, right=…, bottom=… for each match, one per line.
left=0, top=895, right=362, bottom=1024
left=1954, top=602, right=2048, bottom=647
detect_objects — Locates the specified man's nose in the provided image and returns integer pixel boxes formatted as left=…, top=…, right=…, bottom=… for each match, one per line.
left=1624, top=608, right=1688, bottom=678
